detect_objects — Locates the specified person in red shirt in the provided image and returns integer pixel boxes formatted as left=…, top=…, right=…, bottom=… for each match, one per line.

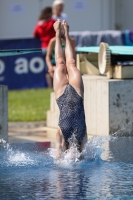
left=33, top=7, right=55, bottom=87
left=34, top=7, right=55, bottom=50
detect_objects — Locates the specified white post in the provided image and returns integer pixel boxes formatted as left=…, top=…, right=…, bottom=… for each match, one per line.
left=0, top=85, right=8, bottom=142
left=83, top=75, right=133, bottom=136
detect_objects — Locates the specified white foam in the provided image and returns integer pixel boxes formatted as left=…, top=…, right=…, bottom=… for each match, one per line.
left=8, top=152, right=34, bottom=166
left=0, top=141, right=34, bottom=166
left=48, top=135, right=107, bottom=165
left=0, top=138, right=9, bottom=148
left=111, top=122, right=133, bottom=137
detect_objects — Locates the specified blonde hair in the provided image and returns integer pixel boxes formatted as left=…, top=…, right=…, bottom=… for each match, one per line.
left=52, top=0, right=64, bottom=13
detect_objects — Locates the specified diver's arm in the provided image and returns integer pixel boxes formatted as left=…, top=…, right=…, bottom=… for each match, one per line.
left=56, top=128, right=62, bottom=160
left=46, top=38, right=56, bottom=73
left=70, top=38, right=76, bottom=61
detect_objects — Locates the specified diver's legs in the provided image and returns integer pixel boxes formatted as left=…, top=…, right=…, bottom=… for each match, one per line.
left=53, top=20, right=68, bottom=159
left=53, top=20, right=68, bottom=99
left=62, top=20, right=84, bottom=98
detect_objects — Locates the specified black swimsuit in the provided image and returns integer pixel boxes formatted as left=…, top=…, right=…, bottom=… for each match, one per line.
left=56, top=84, right=86, bottom=146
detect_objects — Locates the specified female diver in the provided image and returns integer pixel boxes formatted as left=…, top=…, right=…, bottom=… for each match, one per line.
left=53, top=20, right=87, bottom=159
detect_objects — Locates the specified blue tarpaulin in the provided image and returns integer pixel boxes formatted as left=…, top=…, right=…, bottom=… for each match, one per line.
left=0, top=38, right=47, bottom=90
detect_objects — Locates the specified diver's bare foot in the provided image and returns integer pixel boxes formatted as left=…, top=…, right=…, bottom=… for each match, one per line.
left=62, top=20, right=69, bottom=38
left=53, top=19, right=61, bottom=36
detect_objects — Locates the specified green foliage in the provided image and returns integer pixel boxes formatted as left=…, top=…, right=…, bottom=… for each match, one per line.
left=8, top=88, right=53, bottom=122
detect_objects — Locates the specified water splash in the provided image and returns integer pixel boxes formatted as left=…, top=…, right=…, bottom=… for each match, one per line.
left=48, top=122, right=133, bottom=165
left=111, top=122, right=133, bottom=137
left=1, top=122, right=133, bottom=168
left=82, top=136, right=108, bottom=162
left=7, top=151, right=34, bottom=166
left=0, top=139, right=34, bottom=167
left=0, top=139, right=9, bottom=149
left=48, top=134, right=107, bottom=165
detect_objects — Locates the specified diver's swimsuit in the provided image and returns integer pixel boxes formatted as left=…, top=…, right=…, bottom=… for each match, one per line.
left=56, top=84, right=86, bottom=146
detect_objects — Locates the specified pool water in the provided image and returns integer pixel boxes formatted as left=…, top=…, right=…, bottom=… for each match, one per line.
left=0, top=135, right=133, bottom=200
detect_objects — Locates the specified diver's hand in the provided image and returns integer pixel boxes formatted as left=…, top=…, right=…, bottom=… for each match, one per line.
left=48, top=66, right=55, bottom=78
left=56, top=150, right=61, bottom=160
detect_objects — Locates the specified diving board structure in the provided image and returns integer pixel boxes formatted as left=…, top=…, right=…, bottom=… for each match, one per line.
left=0, top=48, right=42, bottom=57
left=47, top=43, right=133, bottom=137
left=76, top=43, right=133, bottom=79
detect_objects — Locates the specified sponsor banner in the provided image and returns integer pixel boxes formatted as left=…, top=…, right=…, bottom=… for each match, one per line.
left=0, top=38, right=48, bottom=90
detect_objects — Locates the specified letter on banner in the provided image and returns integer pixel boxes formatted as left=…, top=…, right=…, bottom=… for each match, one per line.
left=14, top=58, right=28, bottom=74
left=0, top=60, right=5, bottom=75
left=30, top=57, right=44, bottom=73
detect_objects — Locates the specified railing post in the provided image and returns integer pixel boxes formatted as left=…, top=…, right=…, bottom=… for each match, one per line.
left=0, top=85, right=8, bottom=142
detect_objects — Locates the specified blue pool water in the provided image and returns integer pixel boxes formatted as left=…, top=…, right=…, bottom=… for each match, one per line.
left=0, top=135, right=133, bottom=200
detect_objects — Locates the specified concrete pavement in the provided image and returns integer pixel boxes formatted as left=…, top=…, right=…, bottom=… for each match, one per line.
left=8, top=122, right=56, bottom=147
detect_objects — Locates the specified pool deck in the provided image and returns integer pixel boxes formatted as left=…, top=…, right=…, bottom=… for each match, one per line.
left=8, top=122, right=56, bottom=147
left=8, top=122, right=92, bottom=147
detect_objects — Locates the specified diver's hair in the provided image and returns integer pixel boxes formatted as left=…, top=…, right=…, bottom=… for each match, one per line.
left=39, top=7, right=52, bottom=20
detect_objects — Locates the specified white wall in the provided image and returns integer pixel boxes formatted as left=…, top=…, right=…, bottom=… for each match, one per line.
left=115, top=0, right=133, bottom=30
left=102, top=0, right=115, bottom=30
left=45, top=0, right=115, bottom=31
left=0, top=0, right=40, bottom=39
left=0, top=0, right=115, bottom=39
left=64, top=0, right=102, bottom=31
